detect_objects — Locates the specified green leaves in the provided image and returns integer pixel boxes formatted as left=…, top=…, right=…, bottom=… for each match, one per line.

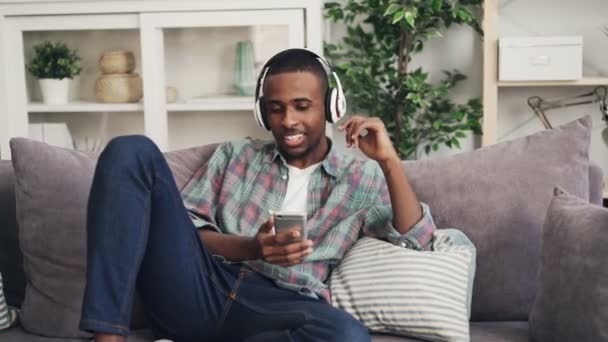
left=431, top=0, right=443, bottom=12
left=384, top=2, right=416, bottom=28
left=392, top=10, right=405, bottom=24
left=426, top=29, right=443, bottom=39
left=27, top=41, right=82, bottom=79
left=384, top=3, right=400, bottom=16
left=324, top=0, right=484, bottom=159
left=404, top=11, right=416, bottom=28
left=454, top=6, right=473, bottom=23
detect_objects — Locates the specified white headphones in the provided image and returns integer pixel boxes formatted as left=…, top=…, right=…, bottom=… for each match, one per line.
left=253, top=48, right=347, bottom=131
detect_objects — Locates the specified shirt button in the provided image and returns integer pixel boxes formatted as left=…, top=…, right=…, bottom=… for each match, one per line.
left=400, top=242, right=407, bottom=248
left=281, top=175, right=287, bottom=180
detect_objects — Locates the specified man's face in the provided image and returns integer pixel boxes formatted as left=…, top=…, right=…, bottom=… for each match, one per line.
left=263, top=71, right=327, bottom=163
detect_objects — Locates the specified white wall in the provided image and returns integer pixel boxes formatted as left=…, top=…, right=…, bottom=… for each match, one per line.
left=330, top=0, right=608, bottom=178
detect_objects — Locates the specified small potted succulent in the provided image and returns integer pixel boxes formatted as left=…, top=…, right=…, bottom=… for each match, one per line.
left=27, top=41, right=82, bottom=104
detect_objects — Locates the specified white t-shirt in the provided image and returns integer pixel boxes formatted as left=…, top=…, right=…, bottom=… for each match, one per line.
left=279, top=162, right=322, bottom=213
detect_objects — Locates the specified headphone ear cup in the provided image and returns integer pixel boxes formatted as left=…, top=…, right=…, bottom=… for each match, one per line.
left=254, top=97, right=271, bottom=131
left=325, top=89, right=334, bottom=123
left=260, top=99, right=271, bottom=131
left=327, top=89, right=339, bottom=123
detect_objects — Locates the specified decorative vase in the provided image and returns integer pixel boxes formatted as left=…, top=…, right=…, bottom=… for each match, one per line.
left=234, top=41, right=256, bottom=96
left=98, top=50, right=136, bottom=74
left=39, top=78, right=71, bottom=105
left=94, top=73, right=143, bottom=103
left=166, top=86, right=178, bottom=103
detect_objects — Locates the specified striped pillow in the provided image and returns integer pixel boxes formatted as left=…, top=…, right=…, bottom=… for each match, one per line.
left=0, top=272, right=19, bottom=330
left=330, top=229, right=476, bottom=342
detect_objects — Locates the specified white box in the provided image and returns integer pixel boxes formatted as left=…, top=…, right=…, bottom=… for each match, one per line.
left=499, top=36, right=582, bottom=81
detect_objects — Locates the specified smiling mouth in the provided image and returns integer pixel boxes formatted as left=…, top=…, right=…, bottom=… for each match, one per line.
left=283, top=133, right=305, bottom=147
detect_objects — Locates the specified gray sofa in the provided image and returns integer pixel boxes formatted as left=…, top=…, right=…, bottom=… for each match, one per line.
left=0, top=119, right=604, bottom=341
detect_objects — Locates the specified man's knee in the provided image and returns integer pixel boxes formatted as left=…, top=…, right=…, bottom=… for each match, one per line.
left=101, top=135, right=161, bottom=166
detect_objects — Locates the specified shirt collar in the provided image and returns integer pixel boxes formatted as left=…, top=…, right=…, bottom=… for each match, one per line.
left=264, top=138, right=342, bottom=178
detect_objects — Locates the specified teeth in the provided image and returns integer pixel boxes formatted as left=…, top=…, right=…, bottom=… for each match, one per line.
left=285, top=134, right=303, bottom=141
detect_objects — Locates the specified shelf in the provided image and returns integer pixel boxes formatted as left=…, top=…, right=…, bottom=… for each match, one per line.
left=167, top=96, right=254, bottom=112
left=28, top=101, right=143, bottom=112
left=498, top=77, right=608, bottom=88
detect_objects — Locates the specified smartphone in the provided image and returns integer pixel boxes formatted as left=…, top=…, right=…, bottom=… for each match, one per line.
left=273, top=212, right=307, bottom=243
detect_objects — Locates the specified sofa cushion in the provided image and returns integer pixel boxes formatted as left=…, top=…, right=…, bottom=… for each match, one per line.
left=402, top=117, right=592, bottom=320
left=0, top=322, right=531, bottom=342
left=589, top=163, right=605, bottom=205
left=529, top=187, right=608, bottom=342
left=8, top=138, right=217, bottom=338
left=10, top=139, right=96, bottom=338
left=0, top=323, right=531, bottom=342
left=0, top=326, right=154, bottom=342
left=371, top=321, right=530, bottom=342
left=330, top=229, right=476, bottom=342
left=0, top=160, right=25, bottom=308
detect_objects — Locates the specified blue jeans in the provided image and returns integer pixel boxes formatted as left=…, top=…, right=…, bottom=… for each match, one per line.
left=79, top=136, right=370, bottom=342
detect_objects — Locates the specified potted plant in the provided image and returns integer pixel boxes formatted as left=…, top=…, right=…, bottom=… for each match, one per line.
left=27, top=41, right=82, bottom=105
left=325, top=0, right=483, bottom=159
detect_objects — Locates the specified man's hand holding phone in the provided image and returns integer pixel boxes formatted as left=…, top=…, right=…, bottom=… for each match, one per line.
left=254, top=215, right=313, bottom=267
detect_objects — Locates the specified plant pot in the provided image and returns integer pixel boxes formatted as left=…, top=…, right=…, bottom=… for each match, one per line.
left=39, top=78, right=71, bottom=105
left=94, top=73, right=143, bottom=103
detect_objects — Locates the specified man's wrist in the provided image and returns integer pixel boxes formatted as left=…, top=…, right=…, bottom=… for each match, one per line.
left=250, top=236, right=266, bottom=260
left=378, top=155, right=402, bottom=173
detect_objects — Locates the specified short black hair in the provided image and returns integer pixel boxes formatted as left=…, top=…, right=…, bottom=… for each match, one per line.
left=261, top=49, right=329, bottom=94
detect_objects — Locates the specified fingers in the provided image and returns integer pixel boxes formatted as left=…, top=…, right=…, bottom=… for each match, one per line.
left=265, top=239, right=313, bottom=257
left=339, top=116, right=383, bottom=148
left=264, top=240, right=314, bottom=267
left=258, top=216, right=274, bottom=234
left=257, top=222, right=314, bottom=267
left=274, top=228, right=302, bottom=244
left=339, top=116, right=364, bottom=147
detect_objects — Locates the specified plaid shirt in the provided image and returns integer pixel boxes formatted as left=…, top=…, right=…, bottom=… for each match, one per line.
left=181, top=139, right=437, bottom=302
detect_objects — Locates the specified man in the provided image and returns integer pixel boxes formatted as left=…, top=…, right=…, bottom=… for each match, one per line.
left=80, top=49, right=436, bottom=342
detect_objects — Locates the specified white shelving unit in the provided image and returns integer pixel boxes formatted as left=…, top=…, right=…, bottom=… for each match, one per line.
left=481, top=0, right=608, bottom=146
left=0, top=0, right=324, bottom=159
left=497, top=77, right=608, bottom=88
left=167, top=97, right=254, bottom=112
left=28, top=101, right=144, bottom=113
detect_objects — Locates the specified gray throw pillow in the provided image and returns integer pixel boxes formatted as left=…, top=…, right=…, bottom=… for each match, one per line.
left=402, top=116, right=592, bottom=320
left=9, top=138, right=217, bottom=338
left=529, top=187, right=608, bottom=342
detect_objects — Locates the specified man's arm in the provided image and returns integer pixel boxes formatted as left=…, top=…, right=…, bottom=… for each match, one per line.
left=339, top=116, right=422, bottom=234
left=377, top=157, right=422, bottom=233
left=199, top=230, right=259, bottom=261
